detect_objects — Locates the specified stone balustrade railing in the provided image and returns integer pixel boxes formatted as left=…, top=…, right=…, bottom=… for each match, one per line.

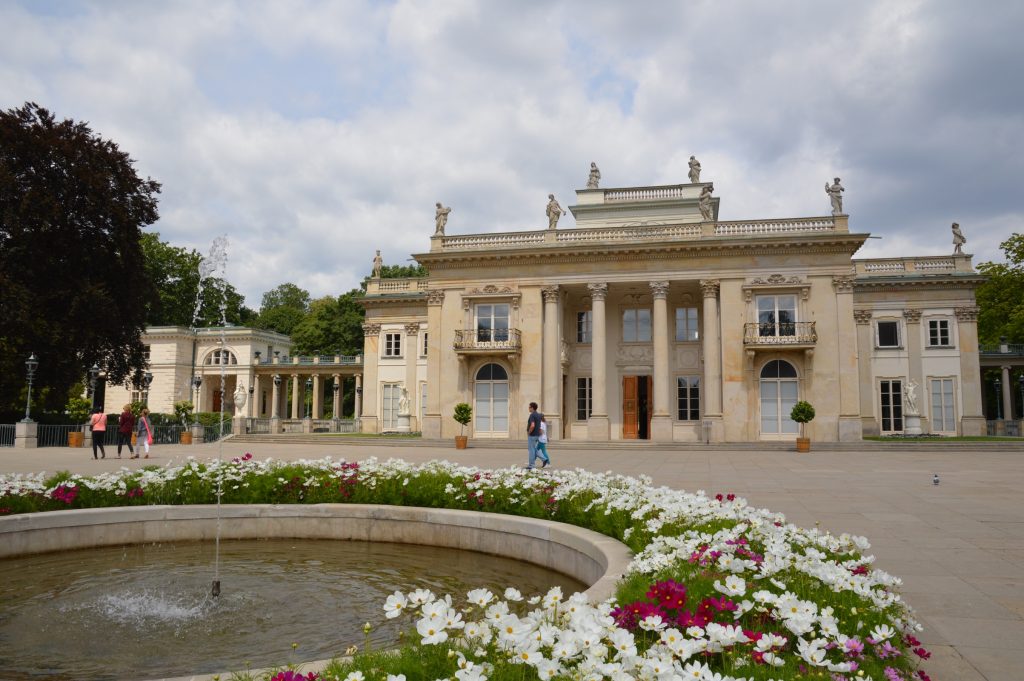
left=714, top=217, right=835, bottom=236
left=854, top=256, right=973, bottom=275
left=604, top=185, right=690, bottom=202
left=254, top=355, right=362, bottom=366
left=364, top=278, right=429, bottom=294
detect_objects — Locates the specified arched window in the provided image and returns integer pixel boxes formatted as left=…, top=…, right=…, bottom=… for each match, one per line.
left=760, top=360, right=798, bottom=435
left=205, top=349, right=238, bottom=365
left=474, top=363, right=509, bottom=436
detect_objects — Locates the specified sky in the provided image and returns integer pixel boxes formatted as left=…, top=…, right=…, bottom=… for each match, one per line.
left=3, top=0, right=1022, bottom=307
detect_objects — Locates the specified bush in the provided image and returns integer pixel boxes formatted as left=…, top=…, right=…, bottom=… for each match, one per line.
left=790, top=400, right=815, bottom=424
left=453, top=403, right=472, bottom=435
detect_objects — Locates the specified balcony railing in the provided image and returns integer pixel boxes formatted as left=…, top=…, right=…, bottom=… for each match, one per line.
left=454, top=328, right=522, bottom=353
left=743, top=322, right=817, bottom=346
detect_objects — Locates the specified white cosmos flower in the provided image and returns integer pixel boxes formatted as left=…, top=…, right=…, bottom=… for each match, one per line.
left=408, top=588, right=435, bottom=606
left=638, top=614, right=666, bottom=632
left=681, top=660, right=711, bottom=679
left=383, top=591, right=408, bottom=619
left=870, top=623, right=896, bottom=641
left=466, top=588, right=495, bottom=607
left=416, top=618, right=449, bottom=645
left=503, top=588, right=523, bottom=601
left=344, top=672, right=364, bottom=681
left=713, top=574, right=746, bottom=597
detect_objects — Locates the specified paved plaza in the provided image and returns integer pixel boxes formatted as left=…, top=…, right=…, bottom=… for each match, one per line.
left=2, top=439, right=1022, bottom=681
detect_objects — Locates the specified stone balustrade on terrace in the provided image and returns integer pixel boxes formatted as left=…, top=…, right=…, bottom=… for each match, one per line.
left=364, top=278, right=430, bottom=295
left=853, top=255, right=975, bottom=276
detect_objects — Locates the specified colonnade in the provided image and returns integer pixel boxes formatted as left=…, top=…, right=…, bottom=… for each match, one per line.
left=261, top=372, right=363, bottom=420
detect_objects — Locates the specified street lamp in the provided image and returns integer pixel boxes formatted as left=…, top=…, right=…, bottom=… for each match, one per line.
left=22, top=353, right=38, bottom=423
left=305, top=377, right=313, bottom=419
left=994, top=376, right=1003, bottom=420
left=1018, top=374, right=1024, bottom=421
left=142, top=371, right=153, bottom=407
left=88, top=364, right=100, bottom=410
left=248, top=385, right=255, bottom=418
left=192, top=375, right=203, bottom=425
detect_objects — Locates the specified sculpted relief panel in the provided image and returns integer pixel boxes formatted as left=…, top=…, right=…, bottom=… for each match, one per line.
left=675, top=347, right=699, bottom=369
left=574, top=347, right=592, bottom=370
left=616, top=344, right=652, bottom=366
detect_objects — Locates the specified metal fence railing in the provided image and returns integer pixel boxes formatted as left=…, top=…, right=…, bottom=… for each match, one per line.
left=0, top=424, right=13, bottom=447
left=987, top=420, right=1022, bottom=437
left=38, top=424, right=84, bottom=448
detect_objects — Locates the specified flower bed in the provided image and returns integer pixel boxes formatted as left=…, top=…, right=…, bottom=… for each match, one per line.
left=0, top=456, right=930, bottom=681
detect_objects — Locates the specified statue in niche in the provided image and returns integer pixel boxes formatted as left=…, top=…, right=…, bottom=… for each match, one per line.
left=546, top=194, right=564, bottom=229
left=434, top=202, right=451, bottom=236
left=698, top=183, right=715, bottom=221
left=951, top=222, right=967, bottom=255
left=825, top=177, right=845, bottom=215
left=586, top=162, right=601, bottom=189
left=688, top=155, right=702, bottom=183
left=371, top=249, right=383, bottom=278
left=398, top=385, right=410, bottom=415
left=904, top=379, right=919, bottom=415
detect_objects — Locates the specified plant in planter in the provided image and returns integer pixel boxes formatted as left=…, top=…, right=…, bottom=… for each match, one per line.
left=791, top=400, right=816, bottom=452
left=453, top=403, right=472, bottom=449
left=174, top=401, right=194, bottom=444
left=65, top=396, right=92, bottom=447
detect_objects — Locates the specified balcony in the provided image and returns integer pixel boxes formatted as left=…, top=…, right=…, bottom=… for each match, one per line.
left=454, top=328, right=522, bottom=355
left=743, top=322, right=817, bottom=349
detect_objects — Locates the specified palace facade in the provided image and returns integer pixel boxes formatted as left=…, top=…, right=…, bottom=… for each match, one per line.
left=360, top=178, right=986, bottom=442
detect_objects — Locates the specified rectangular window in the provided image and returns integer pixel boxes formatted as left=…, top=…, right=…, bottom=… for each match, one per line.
left=877, top=321, right=900, bottom=348
left=476, top=303, right=510, bottom=342
left=756, top=295, right=797, bottom=337
left=622, top=308, right=652, bottom=342
left=142, top=345, right=151, bottom=362
left=675, top=307, right=699, bottom=341
left=928, top=319, right=951, bottom=347
left=576, top=377, right=593, bottom=421
left=880, top=379, right=903, bottom=432
left=676, top=377, right=700, bottom=420
left=421, top=332, right=429, bottom=357
left=129, top=389, right=141, bottom=404
left=384, top=332, right=402, bottom=357
left=577, top=311, right=593, bottom=343
left=382, top=384, right=400, bottom=430
left=930, top=378, right=956, bottom=432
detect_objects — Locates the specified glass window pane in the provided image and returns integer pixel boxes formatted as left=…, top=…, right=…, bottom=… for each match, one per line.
left=638, top=309, right=651, bottom=342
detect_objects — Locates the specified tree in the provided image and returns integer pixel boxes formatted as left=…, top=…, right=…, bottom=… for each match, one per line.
left=290, top=289, right=366, bottom=355
left=0, top=103, right=159, bottom=415
left=360, top=263, right=428, bottom=291
left=256, top=282, right=311, bottom=335
left=976, top=233, right=1024, bottom=344
left=140, top=232, right=255, bottom=328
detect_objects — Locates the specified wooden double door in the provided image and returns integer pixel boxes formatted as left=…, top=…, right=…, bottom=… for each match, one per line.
left=623, top=375, right=653, bottom=439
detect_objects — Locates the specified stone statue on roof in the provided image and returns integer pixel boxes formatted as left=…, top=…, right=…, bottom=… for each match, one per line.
left=546, top=194, right=564, bottom=230
left=688, top=155, right=702, bottom=183
left=434, top=202, right=451, bottom=236
left=951, top=222, right=967, bottom=255
left=826, top=177, right=845, bottom=215
left=698, top=183, right=715, bottom=221
left=371, top=249, right=383, bottom=278
left=586, top=162, right=601, bottom=189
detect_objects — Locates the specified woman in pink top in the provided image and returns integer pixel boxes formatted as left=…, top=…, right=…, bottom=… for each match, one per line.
left=89, top=407, right=107, bottom=459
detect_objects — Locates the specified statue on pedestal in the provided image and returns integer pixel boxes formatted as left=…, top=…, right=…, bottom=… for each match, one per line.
left=371, top=250, right=383, bottom=278
left=904, top=379, right=919, bottom=416
left=951, top=222, right=967, bottom=255
left=546, top=194, right=564, bottom=229
left=698, top=183, right=715, bottom=221
left=586, top=162, right=601, bottom=189
left=826, top=177, right=845, bottom=215
left=434, top=203, right=451, bottom=236
left=398, top=386, right=410, bottom=416
left=688, top=155, right=702, bottom=183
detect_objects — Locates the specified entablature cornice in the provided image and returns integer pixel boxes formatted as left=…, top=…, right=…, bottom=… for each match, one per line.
left=853, top=275, right=986, bottom=292
left=741, top=273, right=810, bottom=301
left=460, top=285, right=522, bottom=310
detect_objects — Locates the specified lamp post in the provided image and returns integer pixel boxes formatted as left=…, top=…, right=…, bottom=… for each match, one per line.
left=88, top=364, right=100, bottom=410
left=1018, top=374, right=1024, bottom=421
left=22, top=353, right=38, bottom=423
left=192, top=375, right=203, bottom=425
left=305, top=377, right=313, bottom=419
left=142, top=371, right=153, bottom=407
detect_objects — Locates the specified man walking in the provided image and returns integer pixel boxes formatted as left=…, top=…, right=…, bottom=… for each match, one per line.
left=526, top=402, right=549, bottom=469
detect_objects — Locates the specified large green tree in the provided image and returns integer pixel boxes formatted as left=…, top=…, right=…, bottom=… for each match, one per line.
left=140, top=232, right=255, bottom=327
left=0, top=103, right=159, bottom=415
left=976, top=233, right=1024, bottom=345
left=290, top=290, right=366, bottom=355
left=256, top=282, right=311, bottom=335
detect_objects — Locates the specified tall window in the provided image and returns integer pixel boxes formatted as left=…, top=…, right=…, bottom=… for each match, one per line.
left=382, top=384, right=401, bottom=430
left=756, top=295, right=797, bottom=337
left=928, top=319, right=951, bottom=347
left=676, top=377, right=700, bottom=420
left=474, top=363, right=509, bottom=434
left=421, top=332, right=429, bottom=357
left=880, top=379, right=903, bottom=432
left=675, top=307, right=699, bottom=341
left=622, top=308, right=652, bottom=342
left=877, top=321, right=900, bottom=348
left=143, top=345, right=151, bottom=362
left=577, top=311, right=593, bottom=343
left=205, top=349, right=237, bottom=365
left=476, top=304, right=510, bottom=342
left=384, top=332, right=402, bottom=357
left=930, top=378, right=956, bottom=432
left=760, top=360, right=799, bottom=435
left=576, top=377, right=592, bottom=420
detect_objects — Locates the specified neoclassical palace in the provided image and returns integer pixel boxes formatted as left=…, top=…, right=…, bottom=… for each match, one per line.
left=360, top=176, right=986, bottom=442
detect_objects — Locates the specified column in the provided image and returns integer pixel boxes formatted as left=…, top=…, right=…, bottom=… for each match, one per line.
left=588, top=283, right=610, bottom=440
left=903, top=308, right=925, bottom=433
left=1002, top=365, right=1013, bottom=424
left=650, top=281, right=673, bottom=441
left=833, top=277, right=862, bottom=441
left=405, top=322, right=421, bottom=431
left=542, top=285, right=562, bottom=438
left=700, top=280, right=723, bottom=441
left=332, top=374, right=341, bottom=420
left=361, top=322, right=381, bottom=433
left=354, top=374, right=363, bottom=419
left=955, top=306, right=985, bottom=435
left=291, top=374, right=300, bottom=419
left=312, top=374, right=322, bottom=419
left=271, top=375, right=280, bottom=417
left=853, top=310, right=878, bottom=435
left=422, top=290, right=444, bottom=438
left=252, top=374, right=260, bottom=417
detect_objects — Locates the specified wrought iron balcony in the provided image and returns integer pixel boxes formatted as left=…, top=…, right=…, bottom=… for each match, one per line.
left=743, top=322, right=817, bottom=347
left=454, top=328, right=522, bottom=354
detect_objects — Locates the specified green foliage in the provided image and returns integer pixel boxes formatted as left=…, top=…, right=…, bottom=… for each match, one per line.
left=977, top=232, right=1024, bottom=344
left=129, top=400, right=146, bottom=417
left=453, top=402, right=472, bottom=434
left=173, top=400, right=193, bottom=425
left=289, top=289, right=366, bottom=355
left=65, top=396, right=92, bottom=423
left=360, top=263, right=428, bottom=291
left=0, top=102, right=158, bottom=415
left=790, top=400, right=815, bottom=424
left=256, top=282, right=311, bottom=335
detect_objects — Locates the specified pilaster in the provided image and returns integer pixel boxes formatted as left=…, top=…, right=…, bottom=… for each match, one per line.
left=422, top=290, right=444, bottom=439
left=903, top=308, right=926, bottom=432
left=853, top=309, right=878, bottom=436
left=587, top=283, right=610, bottom=441
left=700, top=279, right=723, bottom=441
left=955, top=306, right=985, bottom=435
left=405, top=322, right=421, bottom=431
left=542, top=285, right=562, bottom=439
left=361, top=322, right=381, bottom=433
left=650, top=281, right=673, bottom=441
left=833, top=276, right=862, bottom=440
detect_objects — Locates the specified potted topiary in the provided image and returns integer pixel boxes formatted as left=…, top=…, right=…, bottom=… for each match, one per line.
left=791, top=400, right=816, bottom=453
left=66, top=396, right=91, bottom=447
left=453, top=402, right=472, bottom=449
left=174, top=400, right=194, bottom=444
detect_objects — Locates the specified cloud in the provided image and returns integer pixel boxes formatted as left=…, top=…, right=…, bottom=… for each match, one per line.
left=2, top=0, right=1022, bottom=308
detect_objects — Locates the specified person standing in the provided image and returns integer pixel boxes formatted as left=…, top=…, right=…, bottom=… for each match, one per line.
left=526, top=402, right=544, bottom=469
left=135, top=408, right=152, bottom=459
left=536, top=415, right=551, bottom=468
left=89, top=407, right=107, bottom=460
left=116, top=404, right=135, bottom=458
